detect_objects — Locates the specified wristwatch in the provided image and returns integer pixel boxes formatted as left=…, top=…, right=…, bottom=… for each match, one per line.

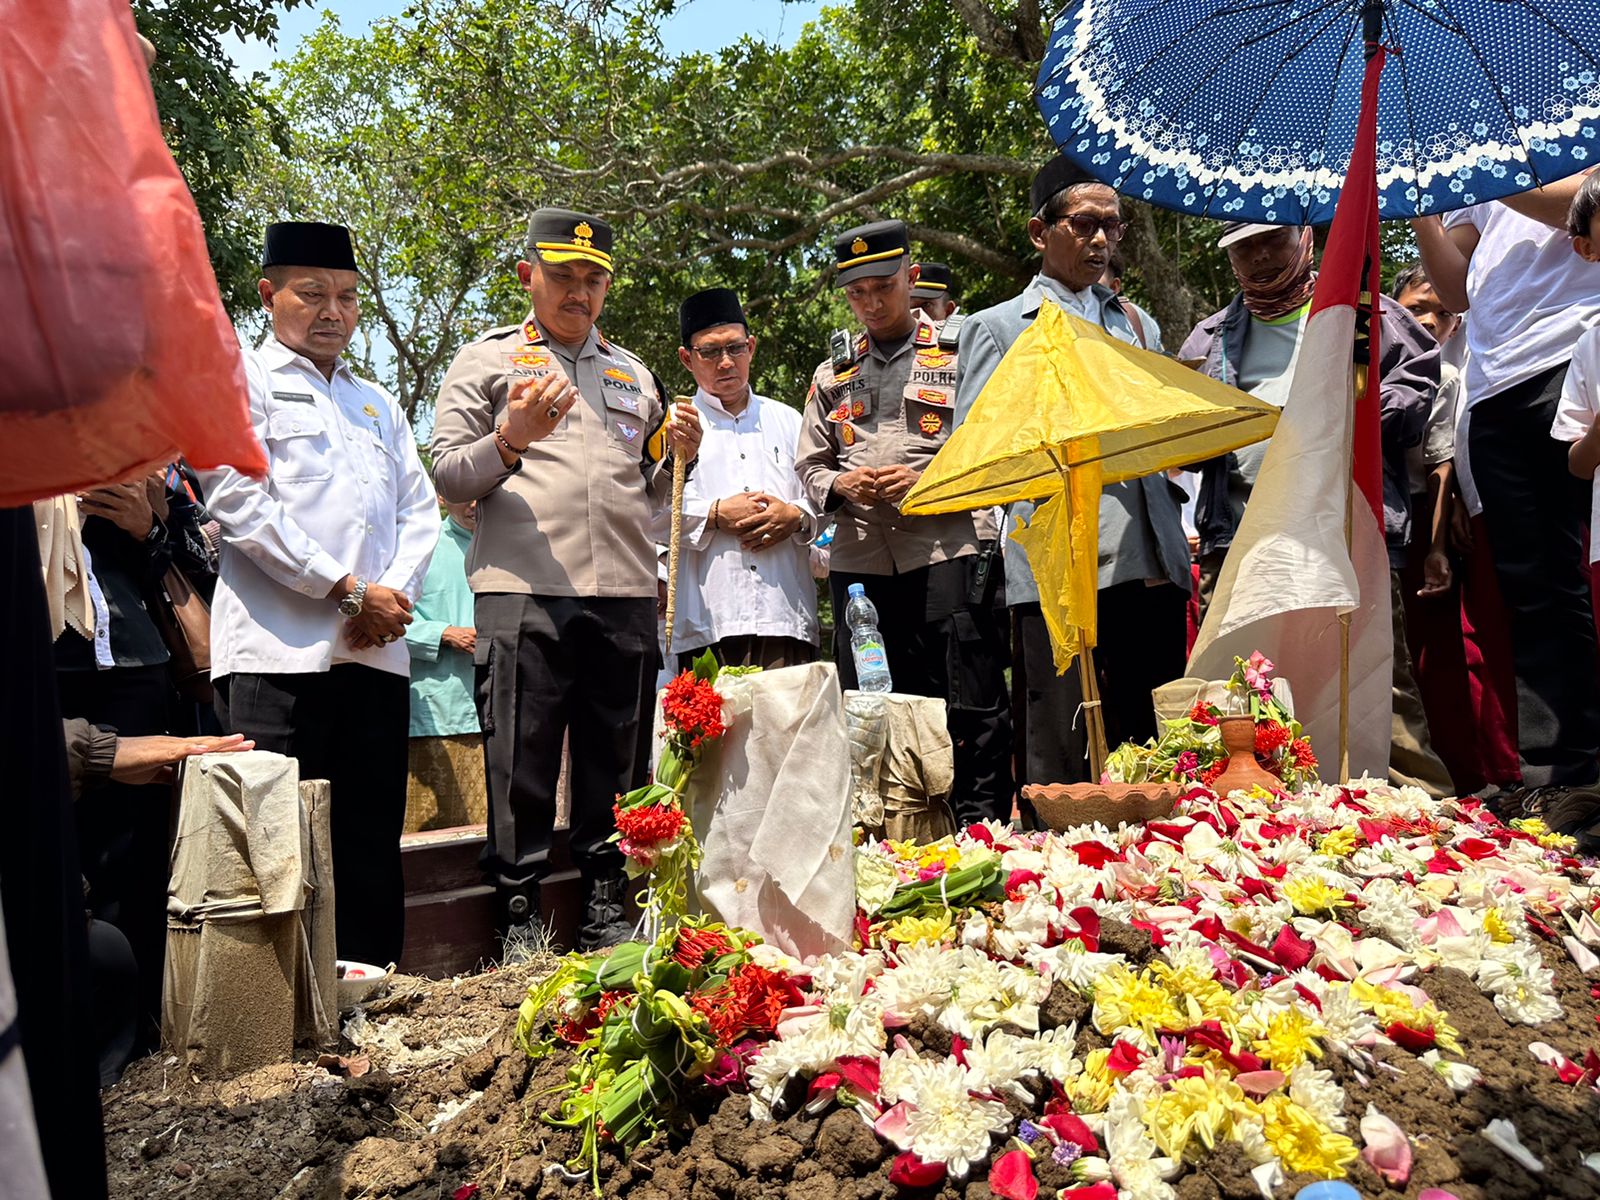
left=338, top=578, right=368, bottom=617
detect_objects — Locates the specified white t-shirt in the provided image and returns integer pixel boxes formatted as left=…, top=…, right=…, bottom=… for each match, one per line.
left=1444, top=203, right=1600, bottom=406
left=1550, top=324, right=1600, bottom=564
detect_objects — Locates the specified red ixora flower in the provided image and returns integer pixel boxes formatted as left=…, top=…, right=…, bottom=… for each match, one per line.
left=661, top=671, right=727, bottom=747
left=671, top=924, right=735, bottom=970
left=1254, top=721, right=1291, bottom=756
left=1290, top=738, right=1318, bottom=770
left=1189, top=701, right=1220, bottom=727
left=1198, top=761, right=1227, bottom=789
left=613, top=801, right=687, bottom=847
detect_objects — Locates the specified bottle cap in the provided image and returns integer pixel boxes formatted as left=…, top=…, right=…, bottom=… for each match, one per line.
left=847, top=583, right=865, bottom=598
left=1292, top=1185, right=1361, bottom=1200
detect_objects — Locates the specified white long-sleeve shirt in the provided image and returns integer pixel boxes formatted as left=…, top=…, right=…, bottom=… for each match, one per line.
left=203, top=337, right=440, bottom=679
left=667, top=388, right=818, bottom=655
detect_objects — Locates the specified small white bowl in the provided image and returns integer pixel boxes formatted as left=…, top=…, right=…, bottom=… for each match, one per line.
left=336, top=959, right=395, bottom=1010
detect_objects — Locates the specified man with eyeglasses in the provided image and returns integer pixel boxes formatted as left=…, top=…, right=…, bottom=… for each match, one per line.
left=952, top=155, right=1192, bottom=797
left=796, top=220, right=1013, bottom=826
left=431, top=208, right=702, bottom=949
left=668, top=287, right=819, bottom=671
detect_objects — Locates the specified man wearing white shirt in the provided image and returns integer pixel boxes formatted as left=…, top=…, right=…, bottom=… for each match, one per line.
left=1414, top=174, right=1600, bottom=813
left=670, top=288, right=819, bottom=670
left=204, top=221, right=440, bottom=965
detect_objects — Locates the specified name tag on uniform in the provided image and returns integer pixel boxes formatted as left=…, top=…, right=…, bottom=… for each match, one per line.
left=271, top=390, right=316, bottom=403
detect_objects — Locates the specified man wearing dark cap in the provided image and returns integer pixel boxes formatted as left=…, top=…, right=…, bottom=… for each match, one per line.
left=431, top=208, right=702, bottom=949
left=1180, top=219, right=1450, bottom=798
left=910, top=261, right=959, bottom=325
left=669, top=287, right=819, bottom=670
left=952, top=156, right=1192, bottom=797
left=795, top=220, right=1012, bottom=825
left=203, top=220, right=442, bottom=966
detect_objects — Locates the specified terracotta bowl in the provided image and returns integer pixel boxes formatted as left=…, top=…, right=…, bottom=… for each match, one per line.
left=1021, top=781, right=1181, bottom=832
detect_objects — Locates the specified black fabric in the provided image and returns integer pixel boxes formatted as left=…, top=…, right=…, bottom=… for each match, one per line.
left=55, top=662, right=172, bottom=1051
left=677, top=635, right=817, bottom=674
left=473, top=593, right=658, bottom=889
left=87, top=919, right=138, bottom=1087
left=679, top=287, right=747, bottom=347
left=829, top=559, right=1013, bottom=826
left=53, top=511, right=171, bottom=670
left=524, top=207, right=614, bottom=259
left=911, top=262, right=954, bottom=299
left=1467, top=363, right=1600, bottom=787
left=0, top=507, right=108, bottom=1200
left=214, top=665, right=410, bottom=964
left=1010, top=582, right=1188, bottom=787
left=262, top=220, right=356, bottom=270
left=1030, top=152, right=1099, bottom=216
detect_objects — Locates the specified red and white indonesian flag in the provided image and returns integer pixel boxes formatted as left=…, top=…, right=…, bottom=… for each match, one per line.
left=1188, top=49, right=1393, bottom=778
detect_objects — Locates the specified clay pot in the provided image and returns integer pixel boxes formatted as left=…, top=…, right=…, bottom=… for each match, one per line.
left=1021, top=781, right=1181, bottom=831
left=1210, top=715, right=1281, bottom=796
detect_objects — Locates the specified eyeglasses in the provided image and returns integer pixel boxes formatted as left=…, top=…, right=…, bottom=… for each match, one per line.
left=1051, top=213, right=1128, bottom=242
left=690, top=339, right=752, bottom=363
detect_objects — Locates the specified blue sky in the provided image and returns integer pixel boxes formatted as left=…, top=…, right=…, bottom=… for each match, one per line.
left=229, top=0, right=826, bottom=75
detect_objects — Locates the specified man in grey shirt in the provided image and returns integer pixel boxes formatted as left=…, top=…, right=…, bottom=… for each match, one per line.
left=952, top=155, right=1192, bottom=792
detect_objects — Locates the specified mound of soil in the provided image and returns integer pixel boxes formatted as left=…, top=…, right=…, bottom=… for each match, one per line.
left=102, top=936, right=1600, bottom=1200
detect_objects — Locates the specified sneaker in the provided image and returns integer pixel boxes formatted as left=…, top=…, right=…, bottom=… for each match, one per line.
left=579, top=873, right=639, bottom=951
left=496, top=881, right=541, bottom=934
left=1538, top=785, right=1600, bottom=855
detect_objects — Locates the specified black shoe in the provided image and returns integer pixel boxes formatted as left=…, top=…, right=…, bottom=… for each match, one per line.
left=578, top=872, right=638, bottom=952
left=496, top=881, right=541, bottom=935
left=1494, top=784, right=1600, bottom=853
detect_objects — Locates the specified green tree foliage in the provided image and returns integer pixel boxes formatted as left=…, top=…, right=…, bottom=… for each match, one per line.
left=133, top=0, right=310, bottom=314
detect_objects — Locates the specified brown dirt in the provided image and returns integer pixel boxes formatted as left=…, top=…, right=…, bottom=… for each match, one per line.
left=102, top=940, right=1600, bottom=1199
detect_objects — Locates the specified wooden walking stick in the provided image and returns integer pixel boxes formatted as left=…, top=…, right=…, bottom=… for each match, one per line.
left=662, top=397, right=691, bottom=658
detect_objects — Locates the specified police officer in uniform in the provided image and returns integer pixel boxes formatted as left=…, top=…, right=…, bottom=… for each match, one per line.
left=910, top=261, right=959, bottom=325
left=430, top=209, right=702, bottom=948
left=796, top=220, right=1012, bottom=825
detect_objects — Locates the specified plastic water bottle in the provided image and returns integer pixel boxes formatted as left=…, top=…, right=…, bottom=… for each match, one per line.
left=844, top=583, right=892, bottom=693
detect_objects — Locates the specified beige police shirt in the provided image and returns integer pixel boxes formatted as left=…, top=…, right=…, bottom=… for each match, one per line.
left=431, top=312, right=668, bottom=598
left=795, top=311, right=991, bottom=575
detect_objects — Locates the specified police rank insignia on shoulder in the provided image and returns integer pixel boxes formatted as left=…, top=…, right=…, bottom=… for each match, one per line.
left=520, top=317, right=546, bottom=344
left=914, top=322, right=937, bottom=348
left=919, top=411, right=944, bottom=437
left=840, top=422, right=858, bottom=446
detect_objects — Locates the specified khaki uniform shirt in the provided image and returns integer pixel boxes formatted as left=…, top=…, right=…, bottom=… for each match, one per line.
left=431, top=312, right=668, bottom=598
left=795, top=311, right=992, bottom=575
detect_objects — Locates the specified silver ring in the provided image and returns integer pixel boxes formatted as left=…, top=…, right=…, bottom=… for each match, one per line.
left=761, top=533, right=771, bottom=543
left=546, top=404, right=560, bottom=420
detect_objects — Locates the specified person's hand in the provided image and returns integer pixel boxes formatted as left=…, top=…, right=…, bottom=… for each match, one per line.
left=1187, top=533, right=1201, bottom=558
left=503, top=370, right=580, bottom=449
left=441, top=626, right=476, bottom=655
left=110, top=732, right=254, bottom=785
left=874, top=464, right=922, bottom=506
left=144, top=471, right=171, bottom=523
left=733, top=496, right=804, bottom=552
left=831, top=468, right=879, bottom=506
left=78, top=480, right=157, bottom=539
left=345, top=584, right=414, bottom=650
left=1418, top=550, right=1454, bottom=598
left=666, top=400, right=702, bottom=460
left=713, top=491, right=770, bottom=530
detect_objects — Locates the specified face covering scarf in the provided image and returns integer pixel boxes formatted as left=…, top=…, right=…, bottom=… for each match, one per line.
left=1233, top=227, right=1316, bottom=320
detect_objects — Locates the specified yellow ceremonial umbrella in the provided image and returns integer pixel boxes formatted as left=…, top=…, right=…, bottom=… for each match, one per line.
left=901, top=300, right=1280, bottom=775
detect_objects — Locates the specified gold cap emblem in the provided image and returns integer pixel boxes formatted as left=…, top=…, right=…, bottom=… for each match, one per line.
left=573, top=220, right=594, bottom=248
left=851, top=237, right=869, bottom=255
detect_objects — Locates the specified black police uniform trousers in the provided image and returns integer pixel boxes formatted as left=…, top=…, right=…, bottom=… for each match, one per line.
left=215, top=665, right=409, bottom=965
left=829, top=558, right=1013, bottom=826
left=1011, top=581, right=1188, bottom=790
left=1467, top=362, right=1600, bottom=788
left=474, top=593, right=657, bottom=891
left=0, top=508, right=108, bottom=1200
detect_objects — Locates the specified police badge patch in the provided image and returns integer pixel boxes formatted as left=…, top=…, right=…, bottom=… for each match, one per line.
left=616, top=421, right=640, bottom=443
left=840, top=423, right=858, bottom=446
left=919, top=411, right=944, bottom=437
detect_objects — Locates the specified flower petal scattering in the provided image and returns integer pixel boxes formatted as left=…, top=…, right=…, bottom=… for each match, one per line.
left=519, top=720, right=1600, bottom=1194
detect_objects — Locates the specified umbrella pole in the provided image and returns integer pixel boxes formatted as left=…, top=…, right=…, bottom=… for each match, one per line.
left=1077, top=633, right=1109, bottom=781
left=663, top=423, right=689, bottom=661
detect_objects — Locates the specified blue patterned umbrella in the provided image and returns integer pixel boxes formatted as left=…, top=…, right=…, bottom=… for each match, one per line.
left=1035, top=0, right=1600, bottom=223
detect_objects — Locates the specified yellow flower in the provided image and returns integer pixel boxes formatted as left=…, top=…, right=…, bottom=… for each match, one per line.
left=1283, top=875, right=1352, bottom=917
left=1316, top=827, right=1357, bottom=858
left=884, top=909, right=954, bottom=947
left=1065, top=1049, right=1116, bottom=1113
left=1093, top=964, right=1186, bottom=1042
left=1259, top=1096, right=1359, bottom=1178
left=916, top=843, right=962, bottom=872
left=1145, top=1069, right=1248, bottom=1160
left=1350, top=980, right=1463, bottom=1055
left=1510, top=817, right=1549, bottom=837
left=1151, top=960, right=1236, bottom=1026
left=1482, top=908, right=1514, bottom=945
left=1253, top=1007, right=1326, bottom=1071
